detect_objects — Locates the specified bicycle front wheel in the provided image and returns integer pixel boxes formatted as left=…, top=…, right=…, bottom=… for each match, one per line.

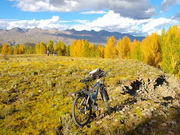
left=72, top=95, right=92, bottom=127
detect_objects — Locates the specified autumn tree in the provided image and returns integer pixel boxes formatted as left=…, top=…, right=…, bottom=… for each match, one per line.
left=0, top=45, right=2, bottom=53
left=19, top=45, right=25, bottom=54
left=88, top=43, right=96, bottom=57
left=97, top=45, right=104, bottom=58
left=35, top=42, right=47, bottom=54
left=8, top=46, right=13, bottom=55
left=69, top=39, right=102, bottom=58
left=40, top=42, right=47, bottom=54
left=160, top=25, right=180, bottom=75
left=70, top=40, right=77, bottom=57
left=130, top=39, right=142, bottom=60
left=116, top=36, right=131, bottom=59
left=13, top=45, right=19, bottom=54
left=35, top=43, right=40, bottom=54
left=72, top=40, right=81, bottom=57
left=90, top=45, right=104, bottom=58
left=1, top=42, right=9, bottom=55
left=47, top=40, right=54, bottom=54
left=65, top=45, right=70, bottom=56
left=104, top=36, right=117, bottom=58
left=82, top=40, right=90, bottom=57
left=141, top=33, right=161, bottom=67
left=70, top=39, right=87, bottom=57
left=76, top=40, right=84, bottom=57
left=54, top=41, right=66, bottom=56
left=24, top=43, right=35, bottom=54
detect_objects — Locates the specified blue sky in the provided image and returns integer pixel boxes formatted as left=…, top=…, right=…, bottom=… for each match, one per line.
left=0, top=0, right=179, bottom=36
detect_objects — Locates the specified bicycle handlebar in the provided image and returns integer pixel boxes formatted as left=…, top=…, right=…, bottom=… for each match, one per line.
left=80, top=68, right=111, bottom=84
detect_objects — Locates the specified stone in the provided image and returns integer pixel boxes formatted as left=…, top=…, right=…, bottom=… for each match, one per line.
left=161, top=123, right=167, bottom=126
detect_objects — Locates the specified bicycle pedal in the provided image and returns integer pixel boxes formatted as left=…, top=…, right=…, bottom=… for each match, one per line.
left=91, top=112, right=97, bottom=118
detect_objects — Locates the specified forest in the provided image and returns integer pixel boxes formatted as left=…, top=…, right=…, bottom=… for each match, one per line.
left=1, top=25, right=180, bottom=77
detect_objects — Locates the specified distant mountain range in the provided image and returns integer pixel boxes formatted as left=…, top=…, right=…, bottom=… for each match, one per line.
left=0, top=27, right=145, bottom=45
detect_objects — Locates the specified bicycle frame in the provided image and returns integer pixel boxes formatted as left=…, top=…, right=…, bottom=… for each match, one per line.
left=71, top=75, right=107, bottom=106
left=86, top=79, right=101, bottom=105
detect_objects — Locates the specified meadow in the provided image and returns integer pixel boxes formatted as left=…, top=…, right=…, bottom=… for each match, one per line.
left=0, top=55, right=179, bottom=135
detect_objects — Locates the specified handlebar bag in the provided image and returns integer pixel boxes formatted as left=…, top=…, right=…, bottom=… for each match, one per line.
left=89, top=68, right=104, bottom=78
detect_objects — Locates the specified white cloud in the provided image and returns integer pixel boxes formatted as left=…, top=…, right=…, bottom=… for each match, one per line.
left=73, top=19, right=90, bottom=24
left=71, top=11, right=178, bottom=36
left=80, top=10, right=107, bottom=14
left=142, top=18, right=178, bottom=34
left=0, top=16, right=68, bottom=30
left=9, top=0, right=155, bottom=19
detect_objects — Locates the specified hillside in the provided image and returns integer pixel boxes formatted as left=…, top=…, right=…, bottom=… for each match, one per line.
left=0, top=28, right=144, bottom=45
left=0, top=55, right=179, bottom=135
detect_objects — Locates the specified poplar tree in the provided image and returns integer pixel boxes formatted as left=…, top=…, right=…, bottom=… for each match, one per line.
left=39, top=42, right=47, bottom=54
left=70, top=40, right=77, bottom=57
left=35, top=43, right=40, bottom=54
left=47, top=40, right=54, bottom=54
left=141, top=33, right=161, bottom=67
left=19, top=45, right=25, bottom=54
left=130, top=39, right=142, bottom=60
left=35, top=42, right=47, bottom=54
left=116, top=36, right=131, bottom=59
left=8, top=46, right=13, bottom=55
left=54, top=41, right=66, bottom=56
left=97, top=45, right=104, bottom=58
left=104, top=36, right=117, bottom=58
left=160, top=25, right=180, bottom=75
left=1, top=42, right=9, bottom=55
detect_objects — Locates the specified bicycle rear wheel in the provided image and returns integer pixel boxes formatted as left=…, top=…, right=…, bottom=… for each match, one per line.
left=72, top=95, right=92, bottom=127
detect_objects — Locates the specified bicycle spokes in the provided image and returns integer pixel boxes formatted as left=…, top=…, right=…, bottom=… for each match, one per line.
left=72, top=95, right=92, bottom=126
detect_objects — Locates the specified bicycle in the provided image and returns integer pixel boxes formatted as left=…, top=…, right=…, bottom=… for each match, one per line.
left=71, top=68, right=111, bottom=127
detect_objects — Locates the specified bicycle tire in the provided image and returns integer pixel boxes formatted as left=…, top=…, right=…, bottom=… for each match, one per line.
left=72, top=95, right=92, bottom=127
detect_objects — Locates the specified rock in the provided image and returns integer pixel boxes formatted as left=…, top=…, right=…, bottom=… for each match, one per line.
left=96, top=121, right=102, bottom=124
left=168, top=130, right=175, bottom=135
left=161, top=123, right=168, bottom=126
left=170, top=121, right=177, bottom=125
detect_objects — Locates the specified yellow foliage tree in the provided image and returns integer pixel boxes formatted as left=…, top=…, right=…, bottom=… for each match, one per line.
left=54, top=41, right=66, bottom=56
left=130, top=39, right=142, bottom=60
left=141, top=33, right=161, bottom=67
left=35, top=43, right=40, bottom=54
left=19, top=45, right=25, bottom=54
left=97, top=45, right=104, bottom=58
left=1, top=42, right=9, bottom=55
left=70, top=39, right=90, bottom=57
left=35, top=42, right=47, bottom=54
left=160, top=25, right=180, bottom=75
left=47, top=40, right=54, bottom=54
left=8, top=46, right=13, bottom=55
left=70, top=40, right=76, bottom=57
left=82, top=40, right=90, bottom=57
left=39, top=42, right=47, bottom=54
left=104, top=36, right=117, bottom=58
left=116, top=36, right=131, bottom=59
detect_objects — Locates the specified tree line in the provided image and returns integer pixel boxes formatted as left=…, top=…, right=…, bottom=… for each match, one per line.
left=0, top=25, right=179, bottom=77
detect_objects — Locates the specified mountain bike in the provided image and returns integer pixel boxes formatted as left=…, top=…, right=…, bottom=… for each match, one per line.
left=71, top=68, right=111, bottom=127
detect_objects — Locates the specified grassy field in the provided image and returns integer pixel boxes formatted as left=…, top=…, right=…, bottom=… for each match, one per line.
left=0, top=55, right=179, bottom=135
